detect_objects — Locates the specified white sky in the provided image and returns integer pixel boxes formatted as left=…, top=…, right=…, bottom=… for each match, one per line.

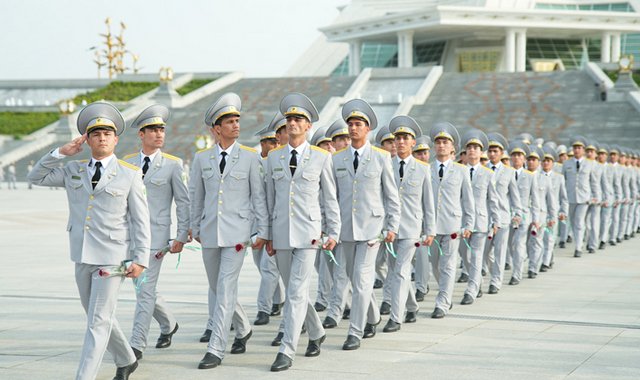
left=0, top=0, right=347, bottom=80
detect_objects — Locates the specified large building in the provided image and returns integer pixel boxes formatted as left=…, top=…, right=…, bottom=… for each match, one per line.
left=288, top=0, right=640, bottom=76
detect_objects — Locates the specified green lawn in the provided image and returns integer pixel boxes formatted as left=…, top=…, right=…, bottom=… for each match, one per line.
left=0, top=112, right=59, bottom=136
left=72, top=81, right=158, bottom=104
left=175, top=78, right=217, bottom=96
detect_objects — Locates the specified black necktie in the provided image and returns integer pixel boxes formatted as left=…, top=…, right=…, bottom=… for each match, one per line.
left=290, top=150, right=297, bottom=176
left=353, top=151, right=359, bottom=172
left=399, top=160, right=405, bottom=180
left=91, top=161, right=102, bottom=189
left=576, top=160, right=580, bottom=171
left=219, top=151, right=227, bottom=174
left=515, top=171, right=519, bottom=181
left=470, top=167, right=474, bottom=181
left=142, top=156, right=150, bottom=178
left=439, top=163, right=444, bottom=181
left=492, top=165, right=496, bottom=171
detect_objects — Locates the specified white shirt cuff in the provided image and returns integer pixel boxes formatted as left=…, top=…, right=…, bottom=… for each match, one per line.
left=51, top=148, right=67, bottom=159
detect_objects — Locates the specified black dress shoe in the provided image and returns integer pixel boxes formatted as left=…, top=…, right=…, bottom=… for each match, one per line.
left=504, top=263, right=512, bottom=271
left=342, top=335, right=360, bottom=350
left=254, top=311, right=270, bottom=326
left=322, top=316, right=337, bottom=329
left=528, top=271, right=537, bottom=279
left=305, top=335, right=326, bottom=357
left=476, top=289, right=483, bottom=298
left=588, top=248, right=596, bottom=254
left=616, top=238, right=622, bottom=243
left=198, top=352, right=222, bottom=369
left=271, top=332, right=283, bottom=347
left=567, top=236, right=573, bottom=243
left=230, top=330, right=252, bottom=354
left=415, top=289, right=425, bottom=302
left=461, top=293, right=474, bottom=305
left=540, top=264, right=549, bottom=272
left=509, top=277, right=520, bottom=285
left=131, top=347, right=143, bottom=361
left=314, top=302, right=326, bottom=312
left=488, top=285, right=499, bottom=294
left=411, top=272, right=415, bottom=281
left=113, top=361, right=138, bottom=380
left=373, top=279, right=383, bottom=289
left=624, top=234, right=629, bottom=240
left=609, top=240, right=616, bottom=246
left=230, top=323, right=234, bottom=331
left=457, top=273, right=469, bottom=283
left=379, top=301, right=391, bottom=315
left=200, top=329, right=212, bottom=343
left=481, top=269, right=487, bottom=276
left=363, top=323, right=376, bottom=338
left=270, top=353, right=292, bottom=372
left=342, top=308, right=351, bottom=320
left=431, top=307, right=445, bottom=319
left=559, top=241, right=566, bottom=248
left=156, top=323, right=179, bottom=349
left=383, top=319, right=401, bottom=332
left=404, top=311, right=417, bottom=323
left=574, top=250, right=582, bottom=258
left=271, top=303, right=284, bottom=316
left=599, top=241, right=606, bottom=250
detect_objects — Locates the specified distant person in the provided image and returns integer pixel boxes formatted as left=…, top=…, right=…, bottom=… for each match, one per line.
left=7, top=162, right=17, bottom=189
left=0, top=161, right=4, bottom=189
left=27, top=160, right=34, bottom=189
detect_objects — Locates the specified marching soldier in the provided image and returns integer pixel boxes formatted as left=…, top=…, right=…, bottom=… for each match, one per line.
left=266, top=93, right=341, bottom=371
left=562, top=136, right=598, bottom=257
left=540, top=145, right=568, bottom=271
left=191, top=93, right=269, bottom=369
left=458, top=129, right=498, bottom=305
left=428, top=122, right=474, bottom=317
left=412, top=136, right=432, bottom=302
left=28, top=102, right=150, bottom=380
left=597, top=144, right=614, bottom=250
left=123, top=104, right=189, bottom=360
left=507, top=140, right=540, bottom=285
left=483, top=133, right=521, bottom=294
left=382, top=116, right=435, bottom=332
left=585, top=141, right=605, bottom=253
left=251, top=125, right=286, bottom=326
left=326, top=119, right=351, bottom=151
left=333, top=99, right=401, bottom=349
left=607, top=146, right=623, bottom=246
left=525, top=144, right=557, bottom=278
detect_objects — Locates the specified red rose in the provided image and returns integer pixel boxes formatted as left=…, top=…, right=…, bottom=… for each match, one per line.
left=98, top=269, right=108, bottom=277
left=487, top=235, right=493, bottom=240
left=235, top=244, right=244, bottom=252
left=450, top=233, right=458, bottom=240
left=530, top=230, right=537, bottom=237
left=414, top=242, right=421, bottom=248
left=311, top=239, right=317, bottom=245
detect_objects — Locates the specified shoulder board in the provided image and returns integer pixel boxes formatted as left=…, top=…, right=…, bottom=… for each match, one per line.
left=587, top=158, right=595, bottom=161
left=76, top=159, right=89, bottom=164
left=271, top=145, right=286, bottom=152
left=371, top=146, right=389, bottom=155
left=524, top=169, right=534, bottom=175
left=261, top=156, right=268, bottom=160
left=453, top=162, right=466, bottom=168
left=239, top=145, right=257, bottom=153
left=310, top=145, right=329, bottom=154
left=196, top=147, right=213, bottom=154
left=415, top=159, right=429, bottom=167
left=161, top=152, right=182, bottom=161
left=123, top=153, right=138, bottom=160
left=480, top=165, right=493, bottom=172
left=118, top=160, right=140, bottom=171
left=333, top=147, right=348, bottom=155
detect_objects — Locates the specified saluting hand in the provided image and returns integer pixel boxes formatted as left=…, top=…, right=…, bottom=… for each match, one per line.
left=59, top=134, right=87, bottom=156
left=125, top=263, right=145, bottom=278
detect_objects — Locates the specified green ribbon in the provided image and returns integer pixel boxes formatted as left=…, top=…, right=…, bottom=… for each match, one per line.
left=433, top=239, right=444, bottom=256
left=323, top=249, right=340, bottom=266
left=133, top=271, right=147, bottom=292
left=385, top=242, right=397, bottom=258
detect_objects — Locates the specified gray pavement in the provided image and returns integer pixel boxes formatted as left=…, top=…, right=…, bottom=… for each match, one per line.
left=1, top=185, right=639, bottom=379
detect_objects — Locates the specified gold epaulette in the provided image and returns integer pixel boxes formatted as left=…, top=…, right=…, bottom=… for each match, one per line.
left=239, top=145, right=257, bottom=153
left=480, top=165, right=493, bottom=172
left=415, top=159, right=429, bottom=167
left=333, top=147, right=348, bottom=155
left=196, top=147, right=213, bottom=154
left=118, top=160, right=140, bottom=170
left=524, top=169, right=534, bottom=175
left=310, top=145, right=329, bottom=154
left=123, top=153, right=138, bottom=160
left=453, top=162, right=466, bottom=168
left=372, top=146, right=390, bottom=155
left=162, top=152, right=182, bottom=161
left=77, top=159, right=89, bottom=163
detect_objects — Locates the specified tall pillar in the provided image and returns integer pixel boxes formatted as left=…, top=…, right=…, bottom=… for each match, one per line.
left=349, top=40, right=362, bottom=76
left=516, top=29, right=527, bottom=72
left=611, top=33, right=622, bottom=63
left=601, top=32, right=611, bottom=63
left=397, top=31, right=414, bottom=68
left=505, top=29, right=516, bottom=72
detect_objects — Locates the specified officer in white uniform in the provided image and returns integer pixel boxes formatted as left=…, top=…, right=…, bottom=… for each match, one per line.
left=28, top=101, right=150, bottom=380
left=382, top=116, right=435, bottom=332
left=540, top=145, right=568, bottom=271
left=333, top=99, right=401, bottom=350
left=412, top=136, right=432, bottom=302
left=584, top=140, right=605, bottom=253
left=428, top=122, right=475, bottom=318
left=191, top=93, right=269, bottom=369
left=123, top=104, right=189, bottom=359
left=266, top=93, right=341, bottom=371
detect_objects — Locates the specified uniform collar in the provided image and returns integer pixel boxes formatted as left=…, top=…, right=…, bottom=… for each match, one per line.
left=89, top=154, right=115, bottom=169
left=139, top=149, right=160, bottom=166
left=288, top=141, right=309, bottom=156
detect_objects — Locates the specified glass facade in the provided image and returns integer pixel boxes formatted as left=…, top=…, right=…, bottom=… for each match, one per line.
left=458, top=51, right=500, bottom=72
left=535, top=2, right=634, bottom=12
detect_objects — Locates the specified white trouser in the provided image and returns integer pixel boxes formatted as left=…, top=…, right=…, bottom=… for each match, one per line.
left=429, top=235, right=459, bottom=313
left=275, top=248, right=325, bottom=359
left=510, top=222, right=529, bottom=281
left=325, top=245, right=352, bottom=323
left=569, top=203, right=589, bottom=252
left=375, top=244, right=388, bottom=282
left=414, top=245, right=431, bottom=294
left=586, top=204, right=601, bottom=250
left=460, top=232, right=488, bottom=299
left=542, top=222, right=559, bottom=266
left=251, top=246, right=285, bottom=314
left=488, top=227, right=510, bottom=289
left=202, top=247, right=251, bottom=359
left=75, top=263, right=135, bottom=380
left=527, top=222, right=545, bottom=273
left=130, top=249, right=176, bottom=351
left=387, top=239, right=419, bottom=323
left=314, top=250, right=332, bottom=307
left=599, top=206, right=613, bottom=244
left=341, top=241, right=381, bottom=339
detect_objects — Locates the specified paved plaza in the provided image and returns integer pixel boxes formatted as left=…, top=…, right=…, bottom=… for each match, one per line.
left=1, top=185, right=639, bottom=379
